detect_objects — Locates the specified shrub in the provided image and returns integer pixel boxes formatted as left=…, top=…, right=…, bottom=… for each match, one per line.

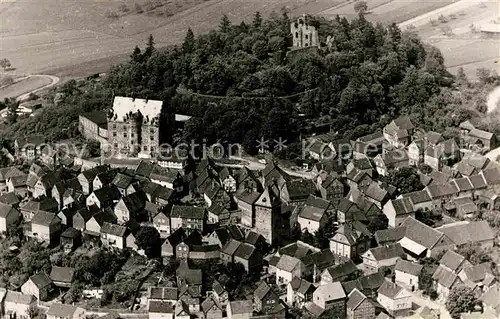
left=0, top=75, right=14, bottom=87
left=135, top=3, right=144, bottom=13
left=119, top=3, right=129, bottom=12
left=438, top=14, right=448, bottom=23
left=105, top=10, right=119, bottom=19
left=430, top=18, right=438, bottom=26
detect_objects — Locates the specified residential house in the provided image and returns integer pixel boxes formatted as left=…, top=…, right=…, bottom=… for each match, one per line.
left=72, top=206, right=99, bottom=231
left=227, top=300, right=253, bottom=319
left=432, top=265, right=462, bottom=299
left=437, top=221, right=495, bottom=249
left=92, top=171, right=115, bottom=191
left=207, top=202, right=230, bottom=226
left=408, top=140, right=425, bottom=166
left=220, top=239, right=242, bottom=264
left=313, top=281, right=346, bottom=313
left=346, top=158, right=374, bottom=177
left=20, top=196, right=59, bottom=222
left=46, top=303, right=86, bottom=319
left=112, top=172, right=135, bottom=196
left=308, top=140, right=335, bottom=160
left=152, top=209, right=170, bottom=238
left=462, top=128, right=496, bottom=152
left=86, top=185, right=121, bottom=209
left=50, top=266, right=75, bottom=288
left=78, top=110, right=108, bottom=143
left=212, top=279, right=229, bottom=307
left=382, top=198, right=415, bottom=228
left=60, top=227, right=82, bottom=252
left=346, top=168, right=373, bottom=190
left=201, top=296, right=223, bottom=319
left=21, top=272, right=53, bottom=301
left=480, top=284, right=500, bottom=317
left=254, top=281, right=280, bottom=314
left=400, top=217, right=455, bottom=259
left=401, top=190, right=433, bottom=212
left=0, top=191, right=20, bottom=206
left=77, top=166, right=108, bottom=195
left=234, top=242, right=262, bottom=273
left=14, top=135, right=45, bottom=160
left=363, top=182, right=389, bottom=208
left=287, top=277, right=314, bottom=307
left=374, top=227, right=406, bottom=246
left=100, top=222, right=128, bottom=249
left=341, top=272, right=386, bottom=299
left=114, top=191, right=146, bottom=224
left=161, top=228, right=187, bottom=258
left=31, top=211, right=62, bottom=244
left=235, top=167, right=261, bottom=193
left=298, top=195, right=332, bottom=234
left=219, top=167, right=237, bottom=193
left=319, top=175, right=345, bottom=203
left=3, top=290, right=37, bottom=319
left=376, top=280, right=412, bottom=317
left=280, top=179, right=317, bottom=204
left=321, top=260, right=359, bottom=284
left=373, top=150, right=409, bottom=176
left=170, top=205, right=206, bottom=233
left=424, top=139, right=460, bottom=170
left=346, top=288, right=375, bottom=319
left=438, top=250, right=472, bottom=274
left=0, top=203, right=21, bottom=233
left=383, top=116, right=414, bottom=148
left=6, top=174, right=28, bottom=197
left=394, top=259, right=422, bottom=291
left=458, top=263, right=493, bottom=290
left=276, top=255, right=304, bottom=285
left=361, top=243, right=405, bottom=271
left=357, top=131, right=386, bottom=153
left=337, top=198, right=364, bottom=224
left=329, top=222, right=371, bottom=260
left=234, top=190, right=260, bottom=228
left=174, top=300, right=191, bottom=319
left=85, top=208, right=117, bottom=236
left=0, top=167, right=24, bottom=193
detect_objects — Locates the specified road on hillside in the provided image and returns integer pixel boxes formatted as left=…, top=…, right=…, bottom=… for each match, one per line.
left=0, top=74, right=60, bottom=116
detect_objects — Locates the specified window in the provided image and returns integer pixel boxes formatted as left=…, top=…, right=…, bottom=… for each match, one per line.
left=144, top=146, right=148, bottom=151
left=150, top=128, right=155, bottom=134
left=131, top=133, right=134, bottom=137
left=112, top=124, right=117, bottom=129
left=305, top=34, right=308, bottom=39
left=151, top=147, right=155, bottom=153
left=114, top=143, right=118, bottom=149
left=113, top=132, right=117, bottom=137
left=295, top=32, right=298, bottom=38
left=131, top=140, right=134, bottom=145
left=150, top=136, right=154, bottom=141
left=123, top=133, right=127, bottom=138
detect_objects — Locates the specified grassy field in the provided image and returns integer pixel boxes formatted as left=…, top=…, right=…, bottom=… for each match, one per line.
left=0, top=75, right=51, bottom=100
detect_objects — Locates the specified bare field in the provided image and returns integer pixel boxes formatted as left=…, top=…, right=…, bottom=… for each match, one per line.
left=0, top=75, right=51, bottom=100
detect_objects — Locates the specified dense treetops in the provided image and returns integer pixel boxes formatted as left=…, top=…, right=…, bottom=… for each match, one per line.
left=4, top=12, right=494, bottom=153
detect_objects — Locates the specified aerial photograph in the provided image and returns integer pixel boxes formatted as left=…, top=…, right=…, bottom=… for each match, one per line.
left=0, top=0, right=499, bottom=318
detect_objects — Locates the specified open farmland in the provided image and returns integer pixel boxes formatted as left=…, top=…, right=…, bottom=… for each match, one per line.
left=0, top=0, right=350, bottom=77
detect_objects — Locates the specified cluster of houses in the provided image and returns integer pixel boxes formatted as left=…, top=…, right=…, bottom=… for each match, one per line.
left=1, top=94, right=500, bottom=319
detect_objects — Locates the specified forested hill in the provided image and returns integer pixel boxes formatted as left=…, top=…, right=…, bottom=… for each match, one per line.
left=4, top=12, right=488, bottom=155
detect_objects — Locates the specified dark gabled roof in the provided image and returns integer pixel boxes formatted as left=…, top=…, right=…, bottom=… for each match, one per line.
left=0, top=192, right=20, bottom=205
left=235, top=166, right=258, bottom=185
left=301, top=249, right=336, bottom=270
left=289, top=277, right=314, bottom=295
left=425, top=131, right=444, bottom=145
left=150, top=287, right=178, bottom=300
left=29, top=272, right=52, bottom=289
left=468, top=174, right=487, bottom=189
left=121, top=191, right=146, bottom=213
left=438, top=221, right=494, bottom=246
left=226, top=224, right=245, bottom=241
left=201, top=296, right=222, bottom=314
left=279, top=241, right=320, bottom=259
left=8, top=174, right=28, bottom=187
left=149, top=300, right=174, bottom=314
left=135, top=160, right=155, bottom=177
left=164, top=228, right=187, bottom=247
left=0, top=167, right=24, bottom=181
left=32, top=211, right=58, bottom=226
left=400, top=217, right=445, bottom=249
left=439, top=250, right=466, bottom=272
left=342, top=272, right=385, bottom=295
left=0, top=203, right=17, bottom=218
left=245, top=231, right=264, bottom=245
left=254, top=281, right=272, bottom=300
left=171, top=205, right=205, bottom=219
left=212, top=280, right=227, bottom=296
left=284, top=179, right=316, bottom=200
left=75, top=206, right=98, bottom=222
left=432, top=265, right=459, bottom=288
left=377, top=280, right=404, bottom=299
left=93, top=185, right=121, bottom=203
left=346, top=288, right=368, bottom=311
left=234, top=190, right=261, bottom=205
left=101, top=222, right=127, bottom=237
left=395, top=259, right=422, bottom=276
left=390, top=198, right=414, bottom=216
left=92, top=208, right=117, bottom=226
left=402, top=190, right=432, bottom=204
left=112, top=173, right=134, bottom=189
left=221, top=239, right=242, bottom=256
left=481, top=168, right=500, bottom=186
left=81, top=110, right=108, bottom=125
left=81, top=166, right=108, bottom=182
left=453, top=177, right=474, bottom=192
left=210, top=228, right=231, bottom=246
left=50, top=266, right=75, bottom=283
left=234, top=242, right=257, bottom=260
left=229, top=300, right=253, bottom=315
left=374, top=227, right=406, bottom=245
left=357, top=131, right=385, bottom=145
left=364, top=182, right=387, bottom=202
left=325, top=260, right=358, bottom=281
left=426, top=182, right=459, bottom=199
left=367, top=243, right=405, bottom=261
left=61, top=227, right=81, bottom=239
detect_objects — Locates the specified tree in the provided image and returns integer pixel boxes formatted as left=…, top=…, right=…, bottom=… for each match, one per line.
left=383, top=167, right=424, bottom=198
left=130, top=46, right=142, bottom=63
left=456, top=242, right=492, bottom=265
left=252, top=11, right=263, bottom=29
left=353, top=1, right=368, bottom=14
left=135, top=226, right=162, bottom=257
left=182, top=28, right=195, bottom=54
left=446, top=286, right=481, bottom=319
left=321, top=306, right=344, bottom=318
left=0, top=58, right=11, bottom=70
left=477, top=68, right=494, bottom=84
left=219, top=14, right=231, bottom=33
left=301, top=230, right=315, bottom=246
left=143, top=34, right=155, bottom=59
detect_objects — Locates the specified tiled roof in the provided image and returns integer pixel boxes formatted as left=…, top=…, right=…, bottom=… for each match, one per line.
left=377, top=280, right=404, bottom=298
left=326, top=260, right=358, bottom=281
left=437, top=221, right=494, bottom=246
left=468, top=174, right=487, bottom=189
left=395, top=259, right=422, bottom=276
left=402, top=190, right=431, bottom=204
left=221, top=239, right=241, bottom=256
left=314, top=282, right=346, bottom=301
left=453, top=177, right=474, bottom=192
left=346, top=288, right=367, bottom=311
left=0, top=192, right=20, bottom=205
left=149, top=300, right=174, bottom=313
left=254, top=281, right=272, bottom=300
left=390, top=198, right=414, bottom=216
left=276, top=255, right=301, bottom=273
left=432, top=265, right=459, bottom=288
left=0, top=203, right=17, bottom=218
left=374, top=227, right=406, bottom=245
left=29, top=272, right=52, bottom=289
left=50, top=266, right=75, bottom=284
left=229, top=300, right=252, bottom=315
left=481, top=168, right=500, bottom=186
left=439, top=250, right=466, bottom=272
left=112, top=173, right=134, bottom=189
left=171, top=205, right=206, bottom=219
left=234, top=242, right=257, bottom=260
left=366, top=243, right=405, bottom=261
left=400, top=217, right=445, bottom=249
left=149, top=287, right=178, bottom=300
left=462, top=263, right=493, bottom=283
left=364, top=182, right=387, bottom=202
left=101, top=222, right=127, bottom=237
left=32, top=211, right=58, bottom=226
